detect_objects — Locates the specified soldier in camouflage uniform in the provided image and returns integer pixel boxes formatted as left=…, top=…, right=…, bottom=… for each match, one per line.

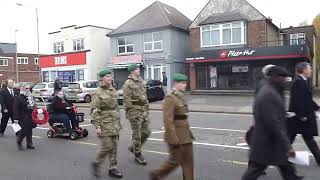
left=90, top=68, right=123, bottom=178
left=123, top=64, right=151, bottom=165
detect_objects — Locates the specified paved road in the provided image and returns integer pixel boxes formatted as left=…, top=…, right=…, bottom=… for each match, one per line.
left=0, top=108, right=319, bottom=180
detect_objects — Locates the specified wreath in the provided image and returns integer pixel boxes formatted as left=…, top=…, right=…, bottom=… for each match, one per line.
left=32, top=108, right=49, bottom=125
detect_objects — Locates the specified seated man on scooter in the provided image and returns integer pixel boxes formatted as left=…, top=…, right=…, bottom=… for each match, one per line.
left=51, top=91, right=79, bottom=133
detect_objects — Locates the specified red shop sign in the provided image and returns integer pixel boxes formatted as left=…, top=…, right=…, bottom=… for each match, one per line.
left=40, top=51, right=87, bottom=68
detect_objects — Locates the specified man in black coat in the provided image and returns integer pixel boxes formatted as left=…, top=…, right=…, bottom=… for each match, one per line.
left=0, top=79, right=19, bottom=136
left=242, top=66, right=302, bottom=180
left=288, top=62, right=320, bottom=165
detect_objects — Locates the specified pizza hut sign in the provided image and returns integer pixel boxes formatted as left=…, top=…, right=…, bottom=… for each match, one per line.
left=220, top=49, right=256, bottom=58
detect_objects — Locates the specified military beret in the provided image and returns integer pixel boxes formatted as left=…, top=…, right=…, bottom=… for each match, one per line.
left=98, top=68, right=111, bottom=77
left=173, top=74, right=188, bottom=82
left=128, top=64, right=139, bottom=72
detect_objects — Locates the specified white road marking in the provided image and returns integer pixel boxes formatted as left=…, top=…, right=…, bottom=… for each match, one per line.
left=190, top=126, right=246, bottom=133
left=143, top=150, right=168, bottom=155
left=151, top=130, right=165, bottom=134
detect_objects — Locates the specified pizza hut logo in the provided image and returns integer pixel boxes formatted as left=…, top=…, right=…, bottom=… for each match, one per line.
left=220, top=50, right=228, bottom=58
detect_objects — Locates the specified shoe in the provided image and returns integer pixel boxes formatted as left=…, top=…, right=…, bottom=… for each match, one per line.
left=109, top=169, right=123, bottom=178
left=27, top=145, right=35, bottom=149
left=135, top=153, right=147, bottom=165
left=91, top=162, right=101, bottom=177
left=17, top=143, right=24, bottom=151
left=128, top=146, right=134, bottom=154
left=149, top=172, right=160, bottom=180
left=0, top=133, right=4, bottom=137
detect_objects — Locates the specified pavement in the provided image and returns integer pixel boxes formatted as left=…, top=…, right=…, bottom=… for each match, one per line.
left=1, top=108, right=320, bottom=180
left=36, top=95, right=320, bottom=114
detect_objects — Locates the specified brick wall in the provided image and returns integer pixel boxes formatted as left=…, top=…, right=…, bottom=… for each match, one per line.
left=248, top=20, right=267, bottom=48
left=190, top=27, right=201, bottom=52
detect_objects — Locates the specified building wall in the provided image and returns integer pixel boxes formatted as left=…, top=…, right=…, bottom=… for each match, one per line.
left=247, top=20, right=266, bottom=47
left=266, top=21, right=279, bottom=47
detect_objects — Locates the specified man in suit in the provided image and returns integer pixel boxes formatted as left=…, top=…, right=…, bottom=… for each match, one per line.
left=0, top=79, right=19, bottom=136
left=242, top=66, right=302, bottom=180
left=150, top=74, right=195, bottom=180
left=288, top=62, right=320, bottom=165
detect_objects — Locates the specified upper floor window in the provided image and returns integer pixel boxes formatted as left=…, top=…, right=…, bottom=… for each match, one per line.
left=17, top=57, right=28, bottom=64
left=34, top=58, right=39, bottom=65
left=73, top=38, right=84, bottom=51
left=54, top=42, right=64, bottom=53
left=0, top=58, right=8, bottom=66
left=144, top=32, right=162, bottom=51
left=290, top=33, right=305, bottom=45
left=118, top=37, right=134, bottom=54
left=201, top=21, right=246, bottom=47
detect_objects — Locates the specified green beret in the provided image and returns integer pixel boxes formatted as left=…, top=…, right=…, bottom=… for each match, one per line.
left=173, top=74, right=188, bottom=82
left=98, top=68, right=111, bottom=77
left=128, top=64, right=139, bottom=72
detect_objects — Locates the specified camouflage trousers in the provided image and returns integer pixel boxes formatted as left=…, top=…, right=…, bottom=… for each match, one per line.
left=95, top=135, right=119, bottom=170
left=127, top=109, right=151, bottom=154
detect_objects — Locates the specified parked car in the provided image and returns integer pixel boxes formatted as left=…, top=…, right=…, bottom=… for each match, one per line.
left=65, top=80, right=99, bottom=103
left=14, top=82, right=36, bottom=92
left=32, top=81, right=69, bottom=102
left=117, top=79, right=165, bottom=105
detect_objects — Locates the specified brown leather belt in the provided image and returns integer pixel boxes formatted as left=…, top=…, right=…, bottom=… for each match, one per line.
left=174, top=115, right=188, bottom=120
left=132, top=101, right=146, bottom=106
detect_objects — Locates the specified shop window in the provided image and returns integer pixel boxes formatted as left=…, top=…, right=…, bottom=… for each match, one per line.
left=73, top=38, right=84, bottom=51
left=76, top=69, right=84, bottom=81
left=54, top=42, right=64, bottom=53
left=144, top=32, right=163, bottom=51
left=290, top=33, right=305, bottom=45
left=17, top=57, right=28, bottom=64
left=201, top=21, right=246, bottom=47
left=118, top=37, right=134, bottom=54
left=43, top=71, right=49, bottom=82
left=145, top=65, right=166, bottom=81
left=0, top=58, right=8, bottom=66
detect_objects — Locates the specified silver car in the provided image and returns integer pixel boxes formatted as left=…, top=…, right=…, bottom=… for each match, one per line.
left=66, top=81, right=99, bottom=103
left=32, top=83, right=54, bottom=101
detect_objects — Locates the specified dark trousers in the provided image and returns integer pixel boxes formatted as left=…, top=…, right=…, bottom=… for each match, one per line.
left=17, top=128, right=33, bottom=146
left=242, top=161, right=300, bottom=180
left=290, top=133, right=320, bottom=164
left=0, top=112, right=13, bottom=134
left=53, top=113, right=79, bottom=132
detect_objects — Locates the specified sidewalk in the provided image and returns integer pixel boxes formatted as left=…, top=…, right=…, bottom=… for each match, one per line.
left=36, top=95, right=320, bottom=114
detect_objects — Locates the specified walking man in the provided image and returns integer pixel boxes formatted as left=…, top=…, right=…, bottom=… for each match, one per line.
left=123, top=64, right=151, bottom=165
left=150, top=74, right=195, bottom=180
left=288, top=62, right=320, bottom=165
left=242, top=66, right=302, bottom=180
left=162, top=72, right=168, bottom=93
left=91, top=68, right=123, bottom=178
left=0, top=79, right=18, bottom=136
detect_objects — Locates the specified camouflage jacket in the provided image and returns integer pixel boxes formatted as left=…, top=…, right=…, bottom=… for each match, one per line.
left=122, top=74, right=149, bottom=111
left=90, top=84, right=122, bottom=136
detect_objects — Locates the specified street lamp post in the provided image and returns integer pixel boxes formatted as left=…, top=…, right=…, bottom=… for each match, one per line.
left=16, top=3, right=41, bottom=82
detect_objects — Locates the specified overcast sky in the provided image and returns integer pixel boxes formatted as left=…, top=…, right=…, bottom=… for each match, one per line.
left=1, top=0, right=319, bottom=54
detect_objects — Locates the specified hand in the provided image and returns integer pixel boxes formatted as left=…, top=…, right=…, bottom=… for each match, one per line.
left=170, top=142, right=181, bottom=149
left=3, top=109, right=8, bottom=113
left=66, top=107, right=71, bottom=110
left=14, top=120, right=19, bottom=124
left=96, top=128, right=102, bottom=136
left=300, top=117, right=307, bottom=122
left=287, top=148, right=296, bottom=158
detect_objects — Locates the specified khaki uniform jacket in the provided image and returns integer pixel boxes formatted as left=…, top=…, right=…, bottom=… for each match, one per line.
left=90, top=84, right=122, bottom=136
left=163, top=89, right=194, bottom=145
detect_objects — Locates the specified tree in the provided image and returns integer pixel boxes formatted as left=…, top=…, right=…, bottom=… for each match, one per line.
left=313, top=14, right=320, bottom=64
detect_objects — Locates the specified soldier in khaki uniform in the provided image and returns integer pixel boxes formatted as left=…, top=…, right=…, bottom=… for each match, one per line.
left=150, top=74, right=195, bottom=180
left=123, top=64, right=151, bottom=165
left=90, top=68, right=123, bottom=178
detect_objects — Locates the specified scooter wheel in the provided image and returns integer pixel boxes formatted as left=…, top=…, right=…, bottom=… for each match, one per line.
left=47, top=130, right=55, bottom=138
left=70, top=131, right=79, bottom=140
left=82, top=129, right=88, bottom=137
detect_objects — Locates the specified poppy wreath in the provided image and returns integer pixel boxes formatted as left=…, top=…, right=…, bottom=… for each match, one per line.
left=32, top=108, right=49, bottom=125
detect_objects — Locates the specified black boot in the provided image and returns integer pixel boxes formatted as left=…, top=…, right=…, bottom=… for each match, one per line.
left=135, top=152, right=147, bottom=165
left=91, top=162, right=101, bottom=177
left=149, top=172, right=160, bottom=180
left=27, top=145, right=35, bottom=149
left=109, top=169, right=123, bottom=178
left=128, top=146, right=134, bottom=154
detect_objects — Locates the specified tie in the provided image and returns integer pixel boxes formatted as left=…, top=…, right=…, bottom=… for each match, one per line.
left=10, top=90, right=13, bottom=97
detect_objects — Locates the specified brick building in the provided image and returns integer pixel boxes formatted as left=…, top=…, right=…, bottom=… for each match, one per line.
left=186, top=0, right=317, bottom=92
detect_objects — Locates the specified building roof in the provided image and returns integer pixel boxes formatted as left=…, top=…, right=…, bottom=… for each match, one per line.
left=48, top=25, right=113, bottom=35
left=0, top=43, right=17, bottom=54
left=199, top=11, right=247, bottom=25
left=107, top=1, right=192, bottom=36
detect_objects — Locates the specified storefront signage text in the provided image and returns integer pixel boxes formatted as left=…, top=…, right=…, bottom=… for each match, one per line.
left=226, top=50, right=256, bottom=57
left=186, top=57, right=205, bottom=61
left=54, top=56, right=67, bottom=65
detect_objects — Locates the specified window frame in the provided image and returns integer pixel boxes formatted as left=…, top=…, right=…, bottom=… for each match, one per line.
left=200, top=21, right=246, bottom=47
left=73, top=38, right=84, bottom=51
left=144, top=32, right=163, bottom=52
left=17, top=57, right=29, bottom=65
left=34, top=58, right=39, bottom=65
left=0, top=58, right=9, bottom=66
left=290, top=33, right=305, bottom=45
left=145, top=64, right=166, bottom=81
left=54, top=41, right=64, bottom=53
left=117, top=36, right=134, bottom=55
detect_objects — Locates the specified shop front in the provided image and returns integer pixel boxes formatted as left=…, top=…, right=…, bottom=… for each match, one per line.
left=186, top=45, right=311, bottom=91
left=40, top=50, right=89, bottom=82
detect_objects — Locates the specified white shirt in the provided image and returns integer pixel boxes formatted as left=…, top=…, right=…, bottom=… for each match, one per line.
left=7, top=87, right=14, bottom=96
left=298, top=74, right=307, bottom=81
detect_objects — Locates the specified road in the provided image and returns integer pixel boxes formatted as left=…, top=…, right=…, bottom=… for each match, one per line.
left=0, top=107, right=319, bottom=180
